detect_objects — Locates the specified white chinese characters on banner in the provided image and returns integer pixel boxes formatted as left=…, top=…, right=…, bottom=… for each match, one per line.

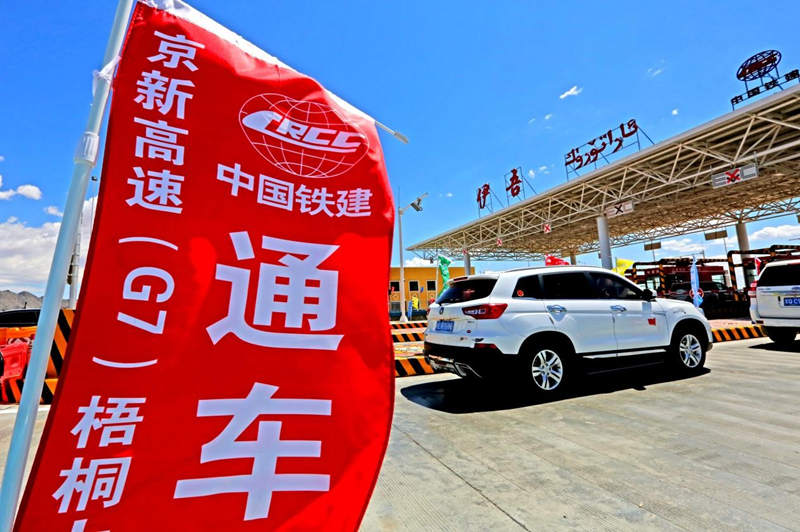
left=215, top=162, right=373, bottom=217
left=54, top=458, right=132, bottom=514
left=174, top=383, right=331, bottom=521
left=207, top=232, right=343, bottom=350
left=134, top=117, right=187, bottom=165
left=217, top=163, right=255, bottom=197
left=127, top=167, right=184, bottom=213
left=259, top=175, right=293, bottom=210
left=134, top=70, right=195, bottom=119
left=148, top=31, right=205, bottom=72
left=71, top=397, right=145, bottom=448
left=53, top=28, right=203, bottom=522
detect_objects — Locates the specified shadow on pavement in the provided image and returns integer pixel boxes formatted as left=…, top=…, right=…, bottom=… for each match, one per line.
left=400, top=365, right=710, bottom=414
left=748, top=340, right=800, bottom=353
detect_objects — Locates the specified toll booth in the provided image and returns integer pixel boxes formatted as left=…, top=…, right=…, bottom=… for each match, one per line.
left=627, top=258, right=729, bottom=293
left=725, top=245, right=800, bottom=291
left=627, top=257, right=742, bottom=319
left=626, top=244, right=800, bottom=319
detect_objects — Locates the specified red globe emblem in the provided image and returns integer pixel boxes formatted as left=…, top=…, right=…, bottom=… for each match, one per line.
left=239, top=93, right=369, bottom=179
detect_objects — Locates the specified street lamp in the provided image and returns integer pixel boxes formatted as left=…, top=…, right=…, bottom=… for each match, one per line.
left=398, top=192, right=428, bottom=322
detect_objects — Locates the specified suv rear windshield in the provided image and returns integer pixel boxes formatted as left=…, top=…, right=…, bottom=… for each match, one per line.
left=759, top=264, right=800, bottom=287
left=436, top=279, right=497, bottom=304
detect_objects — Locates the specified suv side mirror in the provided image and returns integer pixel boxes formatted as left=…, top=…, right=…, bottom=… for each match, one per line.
left=642, top=289, right=655, bottom=301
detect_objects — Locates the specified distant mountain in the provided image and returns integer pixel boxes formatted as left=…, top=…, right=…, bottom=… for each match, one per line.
left=0, top=290, right=43, bottom=312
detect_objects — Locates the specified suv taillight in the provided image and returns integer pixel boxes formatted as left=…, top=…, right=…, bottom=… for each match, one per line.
left=748, top=281, right=758, bottom=299
left=462, top=303, right=507, bottom=319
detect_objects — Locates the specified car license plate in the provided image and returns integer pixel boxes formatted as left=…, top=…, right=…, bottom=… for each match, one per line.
left=783, top=297, right=800, bottom=307
left=435, top=320, right=454, bottom=332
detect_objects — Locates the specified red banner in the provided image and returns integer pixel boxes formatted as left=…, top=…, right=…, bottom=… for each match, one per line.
left=16, top=2, right=394, bottom=530
left=544, top=255, right=569, bottom=266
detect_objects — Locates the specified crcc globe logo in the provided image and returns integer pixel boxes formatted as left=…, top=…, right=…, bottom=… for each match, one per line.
left=239, top=93, right=370, bottom=179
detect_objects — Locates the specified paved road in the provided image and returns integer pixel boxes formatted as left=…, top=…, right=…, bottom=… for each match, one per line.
left=1, top=340, right=798, bottom=530
left=363, top=338, right=800, bottom=531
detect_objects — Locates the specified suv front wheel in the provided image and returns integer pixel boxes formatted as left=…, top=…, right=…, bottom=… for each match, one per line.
left=669, top=326, right=706, bottom=372
left=523, top=341, right=572, bottom=394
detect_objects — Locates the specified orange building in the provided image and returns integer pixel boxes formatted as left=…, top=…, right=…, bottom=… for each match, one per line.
left=388, top=265, right=474, bottom=315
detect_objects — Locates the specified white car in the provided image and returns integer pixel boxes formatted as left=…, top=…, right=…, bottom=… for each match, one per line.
left=749, top=259, right=800, bottom=345
left=424, top=266, right=713, bottom=394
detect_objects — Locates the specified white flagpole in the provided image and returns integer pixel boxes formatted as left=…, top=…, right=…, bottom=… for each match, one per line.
left=0, top=0, right=135, bottom=528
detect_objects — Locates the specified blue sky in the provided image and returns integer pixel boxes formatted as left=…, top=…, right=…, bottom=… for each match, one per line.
left=2, top=1, right=800, bottom=292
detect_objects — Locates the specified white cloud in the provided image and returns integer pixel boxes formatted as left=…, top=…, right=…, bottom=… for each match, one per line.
left=559, top=85, right=583, bottom=99
left=445, top=192, right=453, bottom=198
left=16, top=184, right=42, bottom=200
left=404, top=256, right=431, bottom=267
left=528, top=169, right=535, bottom=179
left=749, top=224, right=800, bottom=242
left=0, top=197, right=98, bottom=293
left=0, top=178, right=42, bottom=201
left=544, top=113, right=553, bottom=120
left=527, top=117, right=536, bottom=124
left=647, top=67, right=664, bottom=78
left=0, top=155, right=5, bottom=162
left=44, top=205, right=63, bottom=217
left=660, top=237, right=705, bottom=254
left=671, top=108, right=679, bottom=116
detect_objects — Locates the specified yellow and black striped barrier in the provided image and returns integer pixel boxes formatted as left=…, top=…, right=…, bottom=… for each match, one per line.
left=395, top=355, right=437, bottom=377
left=392, top=330, right=424, bottom=343
left=1, top=309, right=74, bottom=404
left=47, top=309, right=74, bottom=378
left=712, top=324, right=765, bottom=342
left=2, top=378, right=59, bottom=404
left=390, top=321, right=428, bottom=330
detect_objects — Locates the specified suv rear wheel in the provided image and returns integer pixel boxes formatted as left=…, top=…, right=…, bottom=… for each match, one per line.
left=523, top=340, right=572, bottom=394
left=764, top=326, right=798, bottom=346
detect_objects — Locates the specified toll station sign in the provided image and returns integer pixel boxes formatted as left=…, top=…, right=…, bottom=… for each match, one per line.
left=14, top=2, right=395, bottom=531
left=711, top=164, right=758, bottom=188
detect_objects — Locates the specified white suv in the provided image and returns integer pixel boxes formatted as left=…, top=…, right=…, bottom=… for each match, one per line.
left=749, top=259, right=800, bottom=345
left=424, top=266, right=713, bottom=394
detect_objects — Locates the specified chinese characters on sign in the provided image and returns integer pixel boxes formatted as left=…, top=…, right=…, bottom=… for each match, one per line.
left=505, top=168, right=522, bottom=198
left=564, top=119, right=643, bottom=178
left=730, top=69, right=799, bottom=107
left=730, top=50, right=800, bottom=108
left=174, top=383, right=331, bottom=521
left=476, top=183, right=490, bottom=211
left=128, top=31, right=204, bottom=215
left=216, top=162, right=373, bottom=217
left=206, top=231, right=343, bottom=350
left=16, top=3, right=395, bottom=531
left=55, top=396, right=144, bottom=514
left=475, top=167, right=534, bottom=217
